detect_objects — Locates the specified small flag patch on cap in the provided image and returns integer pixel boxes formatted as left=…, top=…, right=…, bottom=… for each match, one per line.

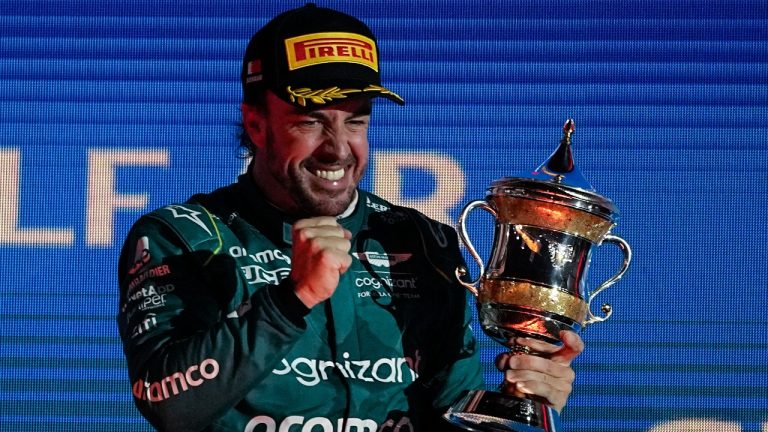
left=245, top=60, right=262, bottom=83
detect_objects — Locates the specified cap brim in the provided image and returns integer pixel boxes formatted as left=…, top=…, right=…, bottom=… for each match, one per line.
left=363, top=85, right=405, bottom=106
left=282, top=83, right=404, bottom=107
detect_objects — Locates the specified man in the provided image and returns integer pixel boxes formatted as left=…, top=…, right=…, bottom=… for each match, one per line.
left=117, top=4, right=583, bottom=431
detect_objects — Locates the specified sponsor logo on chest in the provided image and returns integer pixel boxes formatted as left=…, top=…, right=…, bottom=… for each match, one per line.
left=229, top=246, right=292, bottom=286
left=272, top=350, right=421, bottom=387
left=244, top=415, right=413, bottom=432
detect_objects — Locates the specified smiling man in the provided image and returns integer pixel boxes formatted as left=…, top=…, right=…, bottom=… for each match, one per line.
left=116, top=4, right=583, bottom=432
left=241, top=93, right=372, bottom=218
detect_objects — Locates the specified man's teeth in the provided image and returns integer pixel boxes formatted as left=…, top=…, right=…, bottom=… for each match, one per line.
left=314, top=168, right=345, bottom=181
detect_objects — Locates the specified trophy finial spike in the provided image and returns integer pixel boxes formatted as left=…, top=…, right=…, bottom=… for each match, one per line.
left=544, top=118, right=576, bottom=174
left=563, top=118, right=575, bottom=143
left=530, top=118, right=594, bottom=190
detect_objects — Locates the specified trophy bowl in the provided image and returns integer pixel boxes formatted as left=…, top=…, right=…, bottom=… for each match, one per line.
left=444, top=120, right=632, bottom=432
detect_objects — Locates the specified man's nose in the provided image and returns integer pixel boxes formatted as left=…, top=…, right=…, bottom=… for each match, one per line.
left=319, top=125, right=351, bottom=159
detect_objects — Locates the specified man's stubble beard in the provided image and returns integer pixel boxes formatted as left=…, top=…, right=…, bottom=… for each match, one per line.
left=264, top=128, right=364, bottom=217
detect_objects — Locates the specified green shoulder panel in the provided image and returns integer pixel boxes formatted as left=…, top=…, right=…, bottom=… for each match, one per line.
left=143, top=203, right=228, bottom=263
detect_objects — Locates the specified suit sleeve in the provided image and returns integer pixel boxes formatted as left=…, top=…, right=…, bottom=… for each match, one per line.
left=430, top=289, right=485, bottom=410
left=404, top=211, right=485, bottom=418
left=116, top=216, right=304, bottom=432
left=416, top=229, right=486, bottom=430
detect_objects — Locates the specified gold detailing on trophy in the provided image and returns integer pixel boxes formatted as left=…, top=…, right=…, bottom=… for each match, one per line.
left=490, top=195, right=614, bottom=243
left=287, top=86, right=362, bottom=106
left=478, top=279, right=588, bottom=323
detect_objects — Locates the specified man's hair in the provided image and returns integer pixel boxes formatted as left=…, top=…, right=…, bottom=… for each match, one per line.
left=237, top=90, right=268, bottom=159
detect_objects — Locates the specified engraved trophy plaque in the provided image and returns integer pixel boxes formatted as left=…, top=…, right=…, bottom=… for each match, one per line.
left=444, top=120, right=632, bottom=432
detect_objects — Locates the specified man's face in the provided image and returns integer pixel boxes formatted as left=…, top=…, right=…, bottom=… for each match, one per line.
left=243, top=91, right=372, bottom=217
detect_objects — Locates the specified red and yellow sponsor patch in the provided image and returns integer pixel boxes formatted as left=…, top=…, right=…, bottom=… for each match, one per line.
left=284, top=32, right=378, bottom=71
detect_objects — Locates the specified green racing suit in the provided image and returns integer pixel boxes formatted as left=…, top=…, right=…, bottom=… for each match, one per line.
left=117, top=174, right=484, bottom=431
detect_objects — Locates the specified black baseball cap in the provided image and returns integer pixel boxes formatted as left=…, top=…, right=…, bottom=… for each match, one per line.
left=241, top=3, right=405, bottom=107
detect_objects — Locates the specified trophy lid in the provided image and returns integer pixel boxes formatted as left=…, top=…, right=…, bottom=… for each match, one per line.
left=488, top=119, right=620, bottom=223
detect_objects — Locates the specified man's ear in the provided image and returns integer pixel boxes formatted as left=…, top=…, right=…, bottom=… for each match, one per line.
left=241, top=103, right=266, bottom=149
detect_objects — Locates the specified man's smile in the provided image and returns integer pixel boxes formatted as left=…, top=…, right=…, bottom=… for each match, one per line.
left=313, top=168, right=345, bottom=182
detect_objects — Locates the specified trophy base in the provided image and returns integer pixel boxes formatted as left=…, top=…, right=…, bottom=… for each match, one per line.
left=444, top=389, right=561, bottom=432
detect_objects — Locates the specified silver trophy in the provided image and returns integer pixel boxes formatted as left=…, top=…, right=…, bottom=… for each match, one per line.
left=445, top=119, right=632, bottom=432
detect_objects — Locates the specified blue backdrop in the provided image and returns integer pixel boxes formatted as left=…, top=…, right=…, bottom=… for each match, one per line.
left=1, top=1, right=766, bottom=431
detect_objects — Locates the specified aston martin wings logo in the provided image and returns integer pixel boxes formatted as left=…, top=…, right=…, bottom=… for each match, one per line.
left=353, top=252, right=412, bottom=268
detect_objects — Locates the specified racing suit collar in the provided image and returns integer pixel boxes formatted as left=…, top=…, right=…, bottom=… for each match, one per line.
left=336, top=190, right=358, bottom=219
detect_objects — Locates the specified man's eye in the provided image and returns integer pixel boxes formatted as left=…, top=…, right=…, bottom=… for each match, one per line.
left=298, top=120, right=320, bottom=127
left=347, top=119, right=368, bottom=127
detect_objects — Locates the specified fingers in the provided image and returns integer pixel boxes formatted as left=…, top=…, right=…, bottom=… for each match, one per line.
left=512, top=331, right=585, bottom=366
left=294, top=219, right=351, bottom=259
left=498, top=352, right=576, bottom=413
left=495, top=331, right=584, bottom=413
left=293, top=216, right=352, bottom=241
left=290, top=217, right=352, bottom=308
left=496, top=351, right=576, bottom=383
left=293, top=217, right=352, bottom=261
left=504, top=369, right=572, bottom=413
left=550, top=330, right=585, bottom=365
left=293, top=216, right=350, bottom=232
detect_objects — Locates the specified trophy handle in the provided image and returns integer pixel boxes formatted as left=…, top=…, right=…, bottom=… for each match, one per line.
left=455, top=199, right=497, bottom=297
left=584, top=234, right=632, bottom=326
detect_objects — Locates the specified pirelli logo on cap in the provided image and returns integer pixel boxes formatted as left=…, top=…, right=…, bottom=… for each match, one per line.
left=284, top=32, right=378, bottom=71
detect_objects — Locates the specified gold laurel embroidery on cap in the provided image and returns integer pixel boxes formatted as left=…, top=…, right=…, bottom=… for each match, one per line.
left=362, top=85, right=404, bottom=104
left=286, top=86, right=362, bottom=106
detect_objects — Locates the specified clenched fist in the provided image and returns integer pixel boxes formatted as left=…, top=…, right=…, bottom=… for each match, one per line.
left=289, top=217, right=352, bottom=309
